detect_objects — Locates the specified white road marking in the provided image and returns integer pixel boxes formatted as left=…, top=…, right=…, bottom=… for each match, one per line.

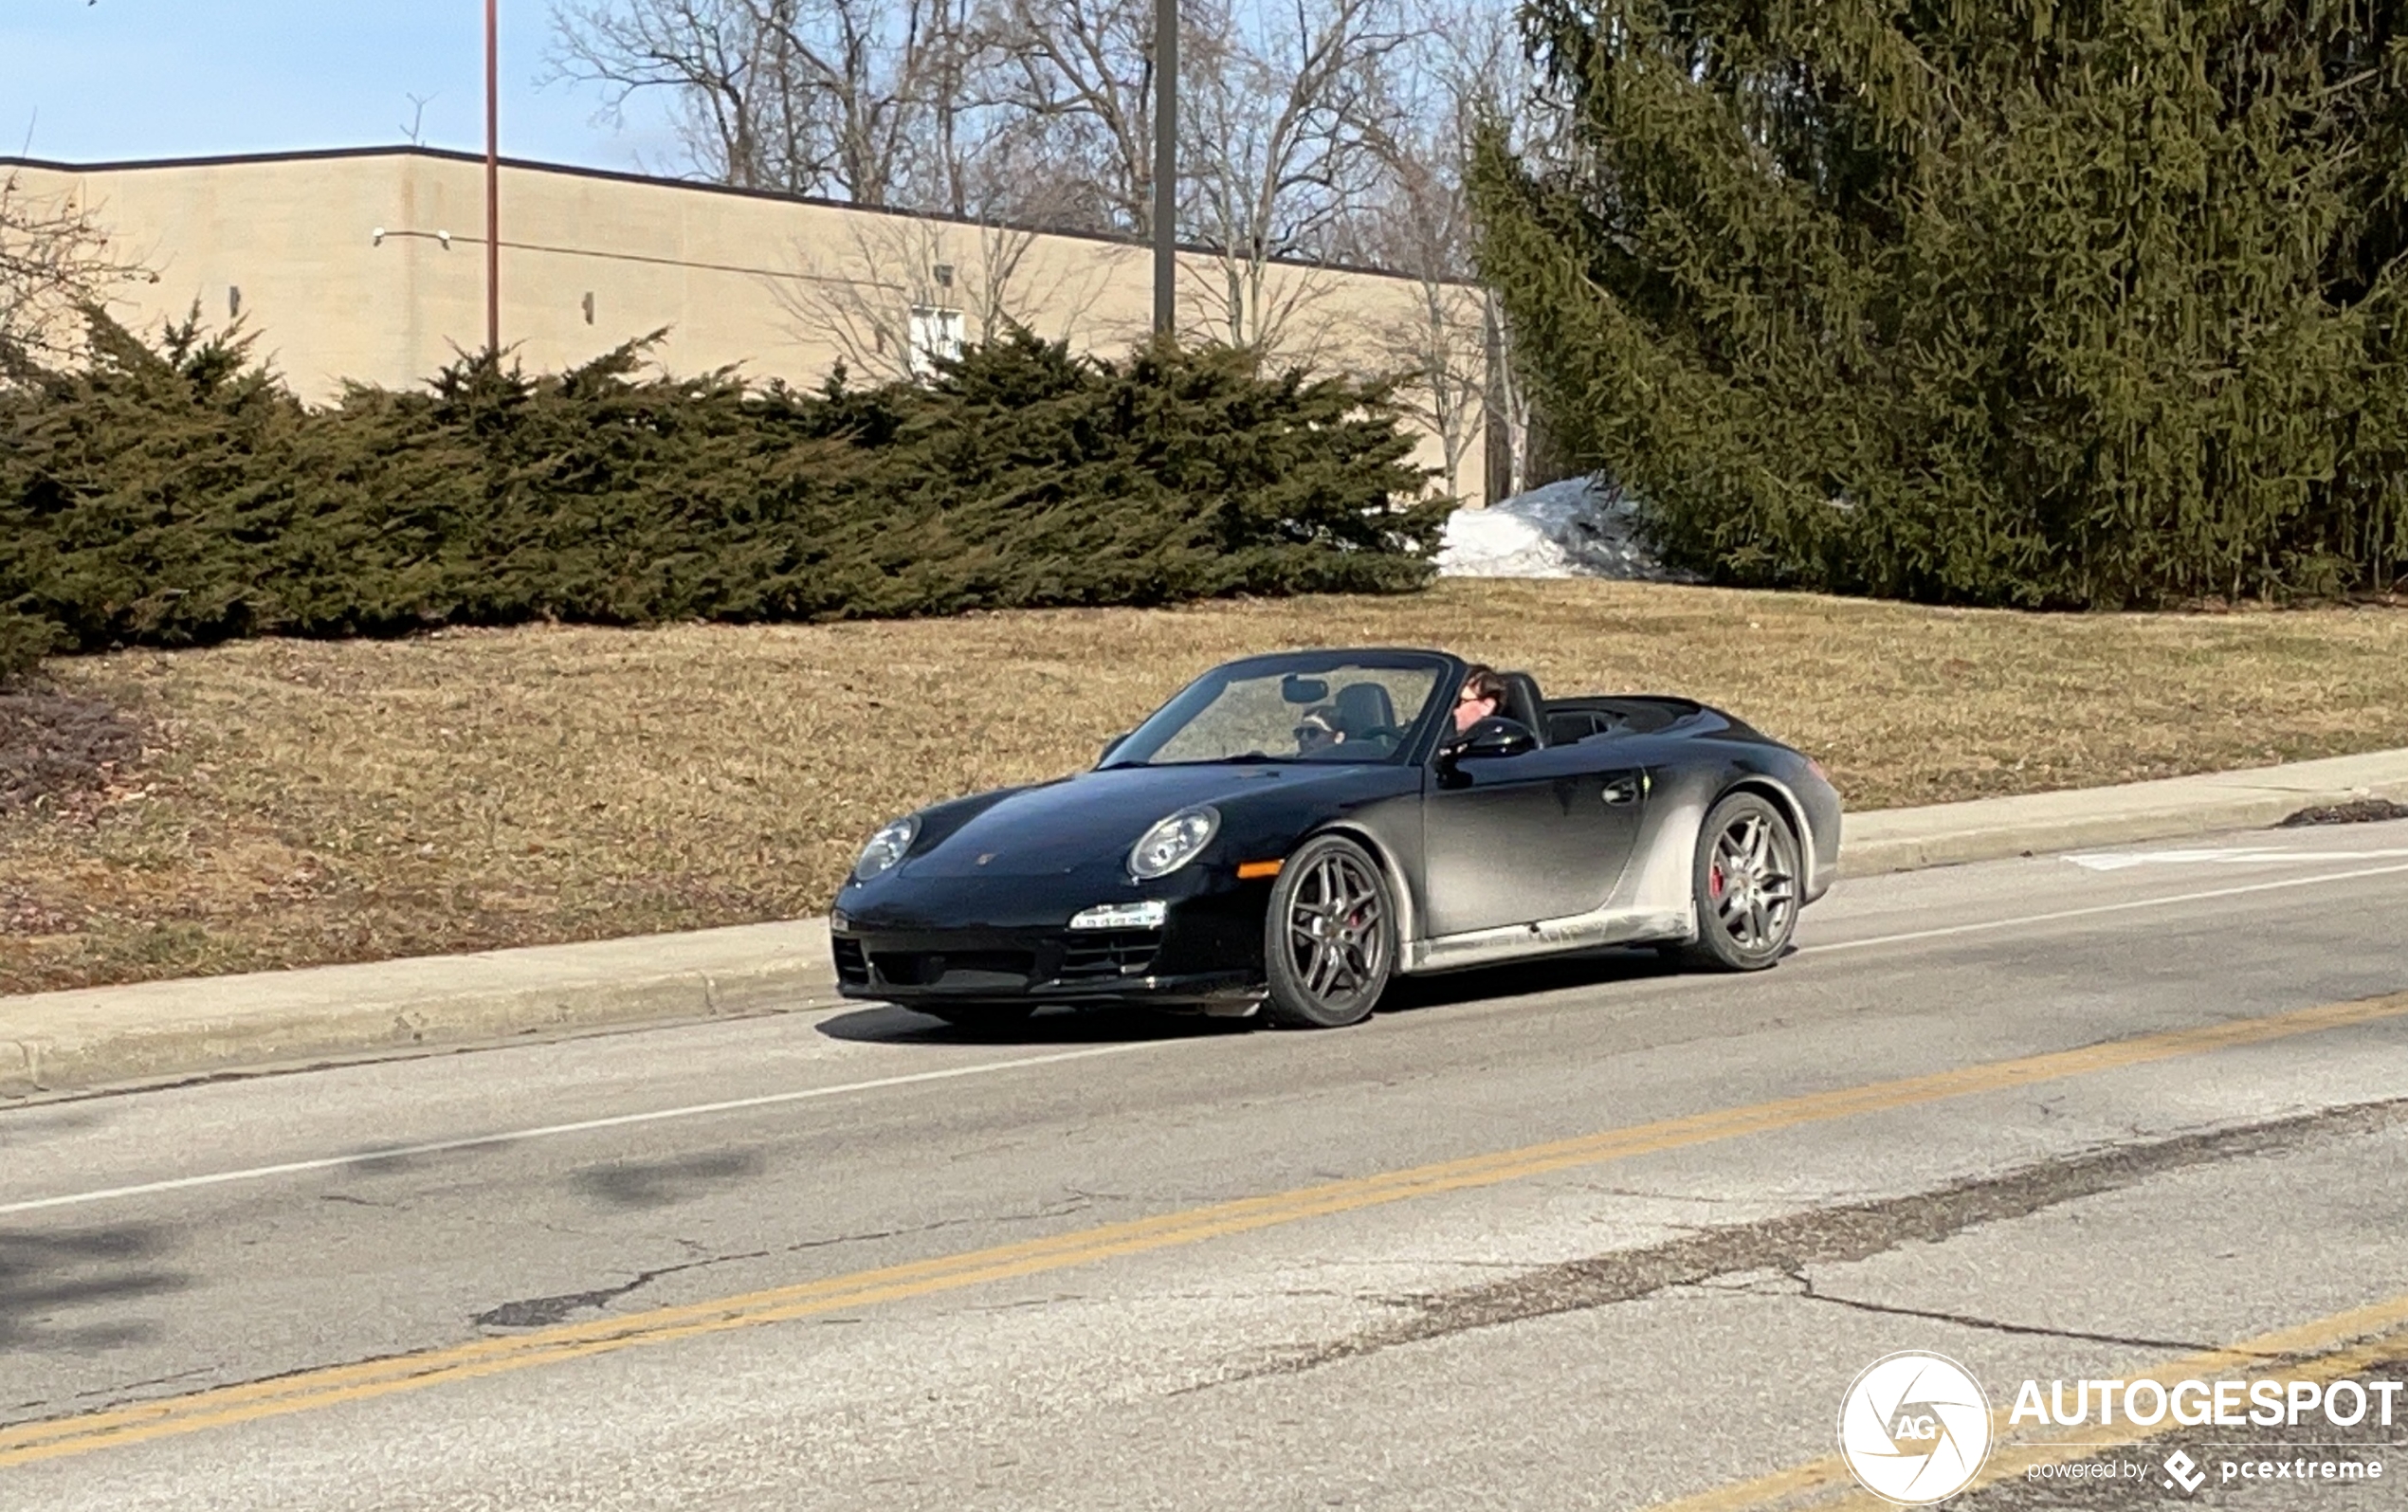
left=1803, top=859, right=2408, bottom=954
left=0, top=1043, right=1164, bottom=1218
left=2067, top=846, right=2408, bottom=871
left=11, top=858, right=2408, bottom=1218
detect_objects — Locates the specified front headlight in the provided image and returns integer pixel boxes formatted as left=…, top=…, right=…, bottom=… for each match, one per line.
left=1129, top=806, right=1219, bottom=881
left=852, top=815, right=919, bottom=881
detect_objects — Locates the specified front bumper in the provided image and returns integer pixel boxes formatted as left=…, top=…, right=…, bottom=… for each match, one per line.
left=831, top=922, right=1263, bottom=1009
left=830, top=875, right=1269, bottom=1010
left=831, top=837, right=1282, bottom=1011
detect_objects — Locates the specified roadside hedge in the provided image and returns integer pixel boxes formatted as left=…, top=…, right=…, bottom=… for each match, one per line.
left=0, top=315, right=1446, bottom=676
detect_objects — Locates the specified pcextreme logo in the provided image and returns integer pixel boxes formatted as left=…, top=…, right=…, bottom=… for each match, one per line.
left=2163, top=1449, right=2209, bottom=1494
left=1837, top=1351, right=1996, bottom=1504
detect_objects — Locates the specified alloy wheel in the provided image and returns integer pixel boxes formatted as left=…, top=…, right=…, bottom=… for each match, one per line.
left=1285, top=847, right=1389, bottom=1003
left=1706, top=809, right=1797, bottom=954
left=1262, top=835, right=1396, bottom=1028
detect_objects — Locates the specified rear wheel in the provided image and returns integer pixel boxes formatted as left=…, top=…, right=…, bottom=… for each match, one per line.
left=916, top=1003, right=1039, bottom=1034
left=1681, top=792, right=1800, bottom=971
left=1262, top=834, right=1396, bottom=1029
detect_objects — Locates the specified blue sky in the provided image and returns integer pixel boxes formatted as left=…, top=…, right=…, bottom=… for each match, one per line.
left=1, top=1, right=681, bottom=171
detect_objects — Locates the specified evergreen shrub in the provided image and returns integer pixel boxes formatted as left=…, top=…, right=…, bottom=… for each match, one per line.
left=0, top=316, right=1444, bottom=676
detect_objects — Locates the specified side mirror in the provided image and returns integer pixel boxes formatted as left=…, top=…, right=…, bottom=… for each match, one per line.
left=1454, top=716, right=1538, bottom=760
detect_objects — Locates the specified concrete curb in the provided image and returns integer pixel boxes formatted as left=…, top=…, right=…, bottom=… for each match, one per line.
left=0, top=920, right=838, bottom=1099
left=1837, top=748, right=2408, bottom=876
left=8, top=748, right=2408, bottom=1098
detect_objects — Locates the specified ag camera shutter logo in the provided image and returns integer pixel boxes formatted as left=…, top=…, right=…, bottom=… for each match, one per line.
left=1837, top=1351, right=1995, bottom=1504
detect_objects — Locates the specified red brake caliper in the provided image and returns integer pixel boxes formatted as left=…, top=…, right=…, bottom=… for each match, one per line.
left=1709, top=865, right=1725, bottom=902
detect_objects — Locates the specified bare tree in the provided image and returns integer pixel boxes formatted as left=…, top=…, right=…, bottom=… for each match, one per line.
left=550, top=0, right=989, bottom=208
left=1349, top=0, right=1566, bottom=499
left=771, top=198, right=1127, bottom=381
left=769, top=234, right=912, bottom=382
left=1177, top=0, right=1413, bottom=353
left=0, top=169, right=147, bottom=375
left=1175, top=252, right=1344, bottom=368
left=553, top=0, right=1557, bottom=486
left=982, top=0, right=1165, bottom=235
left=1481, top=285, right=1544, bottom=498
left=1451, top=2, right=1571, bottom=499
left=1355, top=184, right=1486, bottom=497
left=553, top=0, right=1470, bottom=315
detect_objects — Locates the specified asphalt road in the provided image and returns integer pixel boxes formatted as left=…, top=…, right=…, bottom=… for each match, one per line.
left=6, top=822, right=2408, bottom=1510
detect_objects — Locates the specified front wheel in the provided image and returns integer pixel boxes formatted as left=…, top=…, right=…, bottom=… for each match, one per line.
left=1681, top=792, right=1801, bottom=971
left=1262, top=834, right=1396, bottom=1029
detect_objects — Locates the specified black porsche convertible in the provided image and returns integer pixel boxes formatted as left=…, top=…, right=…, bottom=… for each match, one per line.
left=830, top=648, right=1840, bottom=1029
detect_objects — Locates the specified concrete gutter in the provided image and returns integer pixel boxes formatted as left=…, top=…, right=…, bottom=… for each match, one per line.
left=6, top=747, right=2408, bottom=1098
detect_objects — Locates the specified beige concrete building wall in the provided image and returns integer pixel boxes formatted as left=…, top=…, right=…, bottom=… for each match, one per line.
left=11, top=149, right=1488, bottom=502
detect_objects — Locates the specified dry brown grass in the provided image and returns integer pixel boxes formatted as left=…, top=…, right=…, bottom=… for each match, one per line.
left=5, top=578, right=2408, bottom=994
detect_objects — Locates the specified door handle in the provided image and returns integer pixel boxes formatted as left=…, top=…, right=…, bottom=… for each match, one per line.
left=1602, top=776, right=1641, bottom=806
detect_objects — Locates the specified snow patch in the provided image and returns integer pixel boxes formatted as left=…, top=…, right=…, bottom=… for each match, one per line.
left=1435, top=475, right=1698, bottom=581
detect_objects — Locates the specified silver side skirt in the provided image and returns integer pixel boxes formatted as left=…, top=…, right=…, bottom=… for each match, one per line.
left=1401, top=904, right=1693, bottom=975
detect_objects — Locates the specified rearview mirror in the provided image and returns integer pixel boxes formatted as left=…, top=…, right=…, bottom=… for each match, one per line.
left=1454, top=717, right=1538, bottom=760
left=1280, top=674, right=1329, bottom=704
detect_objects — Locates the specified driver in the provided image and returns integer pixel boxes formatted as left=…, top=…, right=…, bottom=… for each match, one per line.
left=1450, top=665, right=1508, bottom=738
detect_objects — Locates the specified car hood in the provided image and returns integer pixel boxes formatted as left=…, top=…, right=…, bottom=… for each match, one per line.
left=903, top=762, right=1377, bottom=879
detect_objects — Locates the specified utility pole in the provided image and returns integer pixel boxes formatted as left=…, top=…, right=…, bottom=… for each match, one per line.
left=485, top=0, right=501, bottom=355
left=1152, top=0, right=1176, bottom=335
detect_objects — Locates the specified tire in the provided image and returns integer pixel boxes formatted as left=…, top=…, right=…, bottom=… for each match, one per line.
left=1680, top=792, right=1801, bottom=971
left=916, top=1002, right=1039, bottom=1033
left=1262, top=833, right=1396, bottom=1029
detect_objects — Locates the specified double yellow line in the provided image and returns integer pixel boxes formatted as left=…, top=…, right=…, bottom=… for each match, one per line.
left=7, top=990, right=2407, bottom=1470
left=1655, top=1293, right=2408, bottom=1512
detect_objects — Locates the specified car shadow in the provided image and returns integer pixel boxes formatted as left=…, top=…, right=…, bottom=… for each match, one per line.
left=815, top=1003, right=1255, bottom=1047
left=818, top=946, right=1713, bottom=1044
left=1376, top=945, right=1690, bottom=1014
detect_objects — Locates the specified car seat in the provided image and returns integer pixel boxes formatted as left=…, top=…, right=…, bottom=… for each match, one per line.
left=1331, top=683, right=1397, bottom=741
left=1499, top=672, right=1548, bottom=746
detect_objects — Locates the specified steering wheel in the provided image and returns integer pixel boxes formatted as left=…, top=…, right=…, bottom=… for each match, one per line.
left=1348, top=723, right=1407, bottom=750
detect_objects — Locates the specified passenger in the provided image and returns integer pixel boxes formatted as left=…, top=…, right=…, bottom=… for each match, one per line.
left=1294, top=706, right=1345, bottom=756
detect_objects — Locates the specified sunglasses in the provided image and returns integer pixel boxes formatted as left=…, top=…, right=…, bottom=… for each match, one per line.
left=1295, top=724, right=1338, bottom=742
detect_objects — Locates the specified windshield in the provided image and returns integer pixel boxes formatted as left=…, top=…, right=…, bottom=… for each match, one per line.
left=1104, top=655, right=1450, bottom=767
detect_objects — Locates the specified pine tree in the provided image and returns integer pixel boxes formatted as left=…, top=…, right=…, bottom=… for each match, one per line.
left=1471, top=0, right=2408, bottom=607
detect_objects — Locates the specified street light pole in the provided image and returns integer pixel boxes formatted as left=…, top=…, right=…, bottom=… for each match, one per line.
left=1152, top=0, right=1176, bottom=336
left=485, top=0, right=501, bottom=355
